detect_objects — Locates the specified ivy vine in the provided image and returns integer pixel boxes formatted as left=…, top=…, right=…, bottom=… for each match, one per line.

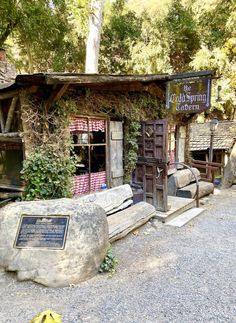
left=21, top=97, right=77, bottom=201
left=21, top=90, right=166, bottom=199
left=21, top=147, right=76, bottom=200
left=70, top=90, right=166, bottom=183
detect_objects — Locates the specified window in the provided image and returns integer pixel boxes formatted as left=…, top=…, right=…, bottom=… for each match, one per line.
left=70, top=117, right=107, bottom=195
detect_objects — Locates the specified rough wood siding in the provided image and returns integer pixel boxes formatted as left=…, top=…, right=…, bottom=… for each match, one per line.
left=177, top=126, right=186, bottom=164
left=19, top=89, right=32, bottom=158
left=110, top=121, right=123, bottom=187
left=185, top=123, right=191, bottom=164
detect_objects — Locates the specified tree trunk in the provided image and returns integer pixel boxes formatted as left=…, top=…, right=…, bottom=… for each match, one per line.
left=85, top=0, right=105, bottom=74
left=222, top=143, right=236, bottom=188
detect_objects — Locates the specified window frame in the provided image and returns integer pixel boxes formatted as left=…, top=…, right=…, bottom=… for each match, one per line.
left=71, top=115, right=109, bottom=193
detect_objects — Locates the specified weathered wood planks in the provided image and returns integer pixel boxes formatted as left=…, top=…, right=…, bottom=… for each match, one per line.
left=177, top=181, right=214, bottom=199
left=75, top=184, right=133, bottom=215
left=108, top=201, right=156, bottom=242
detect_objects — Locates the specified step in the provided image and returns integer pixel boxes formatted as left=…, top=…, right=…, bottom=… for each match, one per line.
left=155, top=196, right=196, bottom=223
left=165, top=207, right=205, bottom=227
left=177, top=181, right=214, bottom=199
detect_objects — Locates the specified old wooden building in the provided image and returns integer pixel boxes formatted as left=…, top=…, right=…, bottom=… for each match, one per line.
left=190, top=121, right=236, bottom=178
left=0, top=71, right=213, bottom=210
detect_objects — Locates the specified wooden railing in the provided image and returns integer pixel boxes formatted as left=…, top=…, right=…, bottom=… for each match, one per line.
left=190, top=159, right=222, bottom=183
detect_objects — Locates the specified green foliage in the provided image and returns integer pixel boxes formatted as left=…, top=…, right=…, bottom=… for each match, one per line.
left=124, top=120, right=141, bottom=184
left=196, top=0, right=233, bottom=49
left=121, top=93, right=165, bottom=183
left=99, top=245, right=118, bottom=274
left=1, top=0, right=234, bottom=121
left=190, top=1, right=236, bottom=120
left=21, top=148, right=76, bottom=201
left=74, top=90, right=166, bottom=183
left=131, top=13, right=173, bottom=74
left=163, top=0, right=200, bottom=72
left=100, top=1, right=142, bottom=73
left=21, top=98, right=78, bottom=201
left=1, top=0, right=84, bottom=72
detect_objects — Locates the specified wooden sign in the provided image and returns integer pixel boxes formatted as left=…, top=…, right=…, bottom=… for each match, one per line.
left=14, top=215, right=69, bottom=250
left=166, top=78, right=211, bottom=113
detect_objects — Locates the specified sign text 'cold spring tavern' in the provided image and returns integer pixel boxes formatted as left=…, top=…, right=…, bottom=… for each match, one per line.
left=166, top=78, right=211, bottom=113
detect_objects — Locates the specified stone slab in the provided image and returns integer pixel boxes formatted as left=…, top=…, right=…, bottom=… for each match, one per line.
left=155, top=196, right=196, bottom=223
left=166, top=207, right=205, bottom=227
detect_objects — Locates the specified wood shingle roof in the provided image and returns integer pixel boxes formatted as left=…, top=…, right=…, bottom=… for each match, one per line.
left=190, top=121, right=236, bottom=151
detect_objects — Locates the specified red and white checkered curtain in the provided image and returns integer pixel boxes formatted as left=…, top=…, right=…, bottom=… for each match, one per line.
left=72, top=171, right=107, bottom=195
left=70, top=117, right=105, bottom=133
left=70, top=117, right=106, bottom=195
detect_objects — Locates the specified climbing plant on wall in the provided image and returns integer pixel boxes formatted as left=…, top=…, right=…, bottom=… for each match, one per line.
left=70, top=90, right=166, bottom=183
left=21, top=90, right=166, bottom=199
left=21, top=96, right=77, bottom=200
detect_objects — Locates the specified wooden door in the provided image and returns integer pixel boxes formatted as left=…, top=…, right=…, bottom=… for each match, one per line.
left=134, top=120, right=168, bottom=211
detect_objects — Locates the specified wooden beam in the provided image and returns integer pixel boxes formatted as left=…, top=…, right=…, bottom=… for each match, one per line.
left=0, top=184, right=24, bottom=192
left=45, top=84, right=70, bottom=110
left=4, top=96, right=18, bottom=133
left=0, top=90, right=19, bottom=100
left=0, top=101, right=5, bottom=133
left=16, top=73, right=170, bottom=86
left=0, top=132, right=21, bottom=138
left=85, top=81, right=166, bottom=99
left=0, top=136, right=22, bottom=143
left=169, top=70, right=215, bottom=80
left=108, top=202, right=156, bottom=243
left=191, top=159, right=222, bottom=167
left=44, top=74, right=169, bottom=85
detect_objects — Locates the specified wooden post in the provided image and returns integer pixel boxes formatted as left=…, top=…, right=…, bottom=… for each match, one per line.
left=0, top=101, right=5, bottom=133
left=4, top=96, right=18, bottom=133
left=19, top=89, right=32, bottom=158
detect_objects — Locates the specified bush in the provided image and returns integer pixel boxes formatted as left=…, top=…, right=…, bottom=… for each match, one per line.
left=21, top=148, right=76, bottom=201
left=99, top=244, right=118, bottom=274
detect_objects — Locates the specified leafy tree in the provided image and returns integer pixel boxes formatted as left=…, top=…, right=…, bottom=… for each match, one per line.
left=99, top=0, right=142, bottom=73
left=190, top=1, right=236, bottom=120
left=196, top=0, right=233, bottom=49
left=0, top=0, right=84, bottom=72
left=163, top=0, right=200, bottom=72
left=131, top=12, right=172, bottom=74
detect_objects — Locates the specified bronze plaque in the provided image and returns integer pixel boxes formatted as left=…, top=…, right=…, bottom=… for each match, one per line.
left=14, top=215, right=69, bottom=249
left=166, top=78, right=211, bottom=113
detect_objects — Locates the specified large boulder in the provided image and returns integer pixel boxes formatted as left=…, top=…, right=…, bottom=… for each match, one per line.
left=0, top=199, right=108, bottom=287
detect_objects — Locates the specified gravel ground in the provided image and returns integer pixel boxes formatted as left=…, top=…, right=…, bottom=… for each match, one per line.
left=0, top=188, right=235, bottom=323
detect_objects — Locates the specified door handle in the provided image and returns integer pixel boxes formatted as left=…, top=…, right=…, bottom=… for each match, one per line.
left=156, top=167, right=163, bottom=180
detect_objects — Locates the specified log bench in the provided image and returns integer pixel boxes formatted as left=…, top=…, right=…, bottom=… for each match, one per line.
left=108, top=202, right=156, bottom=242
left=176, top=181, right=214, bottom=199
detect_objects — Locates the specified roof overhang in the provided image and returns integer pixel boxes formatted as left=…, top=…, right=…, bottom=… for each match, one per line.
left=0, top=70, right=215, bottom=91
